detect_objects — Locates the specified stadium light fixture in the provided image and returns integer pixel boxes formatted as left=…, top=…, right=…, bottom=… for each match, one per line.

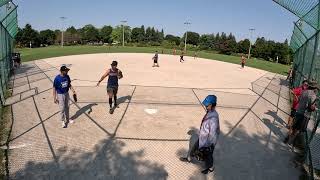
left=184, top=22, right=191, bottom=52
left=248, top=28, right=255, bottom=60
left=60, top=17, right=67, bottom=47
left=120, top=20, right=127, bottom=47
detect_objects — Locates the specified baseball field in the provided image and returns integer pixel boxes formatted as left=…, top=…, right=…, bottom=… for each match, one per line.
left=3, top=52, right=299, bottom=179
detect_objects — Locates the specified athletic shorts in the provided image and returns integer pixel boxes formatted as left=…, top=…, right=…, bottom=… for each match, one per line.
left=107, top=86, right=118, bottom=94
left=241, top=63, right=245, bottom=67
left=290, top=108, right=296, bottom=118
left=154, top=59, right=158, bottom=63
left=292, top=113, right=309, bottom=132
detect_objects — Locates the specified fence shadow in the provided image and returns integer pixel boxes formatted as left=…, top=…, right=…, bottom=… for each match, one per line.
left=176, top=121, right=299, bottom=180
left=11, top=137, right=168, bottom=180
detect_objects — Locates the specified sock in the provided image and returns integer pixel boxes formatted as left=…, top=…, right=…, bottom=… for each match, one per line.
left=114, top=95, right=117, bottom=106
left=109, top=98, right=112, bottom=108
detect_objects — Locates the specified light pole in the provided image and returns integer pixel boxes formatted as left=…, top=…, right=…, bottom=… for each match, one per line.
left=248, top=28, right=255, bottom=59
left=120, top=20, right=127, bottom=47
left=184, top=22, right=191, bottom=52
left=60, top=17, right=67, bottom=47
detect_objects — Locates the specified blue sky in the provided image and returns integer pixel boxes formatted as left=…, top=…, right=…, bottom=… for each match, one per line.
left=15, top=0, right=297, bottom=42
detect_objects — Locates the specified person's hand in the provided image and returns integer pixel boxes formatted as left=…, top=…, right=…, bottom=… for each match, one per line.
left=118, top=72, right=123, bottom=79
left=54, top=98, right=59, bottom=104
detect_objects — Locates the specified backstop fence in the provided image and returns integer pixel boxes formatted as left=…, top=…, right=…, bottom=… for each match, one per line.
left=0, top=0, right=18, bottom=105
left=274, top=0, right=320, bottom=179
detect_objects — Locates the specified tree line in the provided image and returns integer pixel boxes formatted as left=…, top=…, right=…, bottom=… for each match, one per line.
left=15, top=24, right=292, bottom=64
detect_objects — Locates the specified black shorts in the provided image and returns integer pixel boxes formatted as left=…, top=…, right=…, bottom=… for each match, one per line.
left=107, top=86, right=118, bottom=94
left=241, top=63, right=245, bottom=67
left=154, top=59, right=158, bottom=63
left=292, top=113, right=309, bottom=132
left=290, top=108, right=296, bottom=118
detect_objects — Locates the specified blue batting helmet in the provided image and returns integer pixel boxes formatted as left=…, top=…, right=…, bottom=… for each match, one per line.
left=202, top=95, right=217, bottom=107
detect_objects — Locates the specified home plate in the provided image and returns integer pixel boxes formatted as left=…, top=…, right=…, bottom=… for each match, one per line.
left=144, top=108, right=158, bottom=115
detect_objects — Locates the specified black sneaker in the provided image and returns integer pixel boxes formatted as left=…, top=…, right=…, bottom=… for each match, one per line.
left=109, top=108, right=114, bottom=114
left=201, top=168, right=214, bottom=174
left=179, top=157, right=191, bottom=163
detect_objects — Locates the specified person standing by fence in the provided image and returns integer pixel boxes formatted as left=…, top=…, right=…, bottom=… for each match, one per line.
left=284, top=81, right=319, bottom=145
left=286, top=80, right=308, bottom=130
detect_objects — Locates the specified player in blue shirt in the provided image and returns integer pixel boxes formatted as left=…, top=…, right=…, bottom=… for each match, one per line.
left=53, top=65, right=77, bottom=128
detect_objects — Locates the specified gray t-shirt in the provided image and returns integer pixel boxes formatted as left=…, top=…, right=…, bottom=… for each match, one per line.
left=296, top=89, right=317, bottom=116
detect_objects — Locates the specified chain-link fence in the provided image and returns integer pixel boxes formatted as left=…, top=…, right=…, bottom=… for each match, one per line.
left=0, top=0, right=18, bottom=105
left=274, top=0, right=320, bottom=179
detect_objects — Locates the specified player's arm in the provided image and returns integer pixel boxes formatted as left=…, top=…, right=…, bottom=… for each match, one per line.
left=291, top=88, right=298, bottom=100
left=97, top=69, right=110, bottom=86
left=53, top=79, right=58, bottom=104
left=118, top=70, right=123, bottom=79
left=68, top=76, right=76, bottom=94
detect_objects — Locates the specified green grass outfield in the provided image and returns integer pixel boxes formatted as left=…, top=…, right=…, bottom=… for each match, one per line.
left=16, top=45, right=290, bottom=75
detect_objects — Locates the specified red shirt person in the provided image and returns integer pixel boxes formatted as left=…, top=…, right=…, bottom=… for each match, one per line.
left=287, top=80, right=308, bottom=128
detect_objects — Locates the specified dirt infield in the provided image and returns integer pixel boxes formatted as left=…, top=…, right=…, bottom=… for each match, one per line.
left=3, top=53, right=299, bottom=179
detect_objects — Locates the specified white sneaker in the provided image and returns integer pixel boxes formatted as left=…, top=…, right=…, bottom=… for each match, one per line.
left=69, top=120, right=74, bottom=124
left=62, top=121, right=66, bottom=128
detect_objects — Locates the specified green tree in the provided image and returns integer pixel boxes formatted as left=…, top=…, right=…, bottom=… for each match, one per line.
left=145, top=27, right=152, bottom=42
left=214, top=33, right=221, bottom=50
left=39, top=29, right=56, bottom=45
left=160, top=29, right=164, bottom=42
left=111, top=25, right=131, bottom=44
left=100, top=25, right=113, bottom=43
left=237, top=39, right=250, bottom=54
left=66, top=26, right=77, bottom=34
left=183, top=31, right=200, bottom=45
left=16, top=24, right=41, bottom=47
left=165, top=34, right=180, bottom=46
left=199, top=34, right=215, bottom=50
left=131, top=27, right=143, bottom=43
left=252, top=37, right=267, bottom=59
left=140, top=25, right=145, bottom=42
left=15, top=27, right=23, bottom=46
left=80, top=24, right=100, bottom=43
left=64, top=26, right=81, bottom=44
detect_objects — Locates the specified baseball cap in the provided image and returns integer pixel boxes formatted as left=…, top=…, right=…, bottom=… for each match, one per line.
left=111, top=61, right=118, bottom=66
left=202, top=95, right=217, bottom=107
left=60, top=65, right=70, bottom=72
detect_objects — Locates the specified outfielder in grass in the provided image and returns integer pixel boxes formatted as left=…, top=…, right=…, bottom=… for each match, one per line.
left=152, top=51, right=159, bottom=67
left=97, top=61, right=123, bottom=114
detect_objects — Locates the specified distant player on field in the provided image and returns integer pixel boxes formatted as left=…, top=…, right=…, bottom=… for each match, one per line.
left=241, top=56, right=246, bottom=68
left=180, top=50, right=185, bottom=63
left=152, top=51, right=159, bottom=67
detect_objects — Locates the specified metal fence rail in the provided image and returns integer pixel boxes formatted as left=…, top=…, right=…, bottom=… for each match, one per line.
left=0, top=0, right=17, bottom=105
